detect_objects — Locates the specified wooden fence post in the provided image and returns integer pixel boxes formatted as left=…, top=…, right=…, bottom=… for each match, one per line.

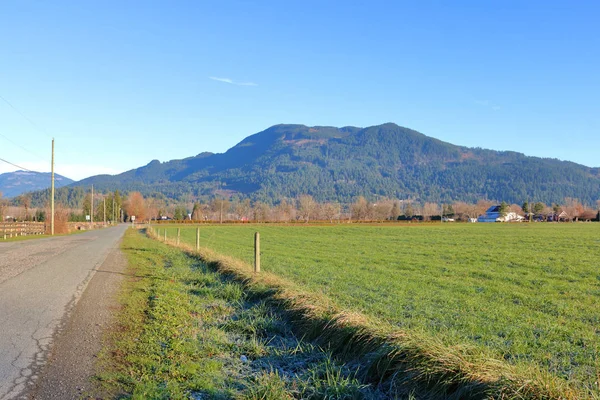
left=177, top=228, right=180, bottom=245
left=196, top=227, right=200, bottom=251
left=164, top=229, right=167, bottom=242
left=254, top=232, right=260, bottom=273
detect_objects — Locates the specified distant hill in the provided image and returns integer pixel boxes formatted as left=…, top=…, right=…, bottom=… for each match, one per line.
left=0, top=171, right=74, bottom=199
left=24, top=123, right=600, bottom=207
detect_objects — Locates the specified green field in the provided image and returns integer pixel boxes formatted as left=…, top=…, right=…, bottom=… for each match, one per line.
left=156, top=223, right=600, bottom=394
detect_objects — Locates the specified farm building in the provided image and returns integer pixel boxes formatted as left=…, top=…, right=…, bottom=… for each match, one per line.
left=477, top=205, right=525, bottom=223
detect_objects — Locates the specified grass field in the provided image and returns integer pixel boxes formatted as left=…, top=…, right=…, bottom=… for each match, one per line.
left=96, top=230, right=387, bottom=399
left=156, top=222, right=600, bottom=395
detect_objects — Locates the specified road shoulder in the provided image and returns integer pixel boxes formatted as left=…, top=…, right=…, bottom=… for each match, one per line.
left=29, top=245, right=127, bottom=400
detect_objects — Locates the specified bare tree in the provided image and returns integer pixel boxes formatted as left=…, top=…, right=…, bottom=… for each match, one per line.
left=351, top=196, right=373, bottom=221
left=20, top=195, right=31, bottom=221
left=145, top=197, right=165, bottom=221
left=0, top=191, right=5, bottom=221
left=422, top=202, right=440, bottom=221
left=274, top=199, right=294, bottom=222
left=510, top=204, right=524, bottom=216
left=297, top=195, right=316, bottom=223
left=390, top=201, right=401, bottom=220
left=320, top=202, right=340, bottom=223
left=452, top=201, right=479, bottom=220
left=252, top=201, right=271, bottom=222
left=211, top=198, right=230, bottom=223
left=234, top=199, right=251, bottom=221
left=403, top=201, right=414, bottom=218
left=562, top=197, right=583, bottom=221
left=476, top=200, right=494, bottom=217
left=373, top=200, right=393, bottom=221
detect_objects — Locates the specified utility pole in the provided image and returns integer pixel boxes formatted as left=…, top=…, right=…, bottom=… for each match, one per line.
left=220, top=199, right=224, bottom=224
left=50, top=139, right=55, bottom=235
left=91, top=185, right=94, bottom=224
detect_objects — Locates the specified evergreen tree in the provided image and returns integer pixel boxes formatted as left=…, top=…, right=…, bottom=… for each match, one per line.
left=499, top=201, right=509, bottom=217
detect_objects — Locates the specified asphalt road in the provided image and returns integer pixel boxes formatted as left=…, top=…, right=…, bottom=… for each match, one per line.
left=0, top=225, right=128, bottom=400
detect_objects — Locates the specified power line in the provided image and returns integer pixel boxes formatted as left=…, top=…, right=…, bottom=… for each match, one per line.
left=0, top=93, right=51, bottom=139
left=0, top=93, right=52, bottom=162
left=0, top=156, right=38, bottom=173
left=0, top=132, right=49, bottom=162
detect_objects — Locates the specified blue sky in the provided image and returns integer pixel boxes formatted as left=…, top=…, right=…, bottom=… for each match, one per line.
left=0, top=1, right=598, bottom=180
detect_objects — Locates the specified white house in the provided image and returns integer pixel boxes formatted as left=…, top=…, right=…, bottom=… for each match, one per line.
left=477, top=205, right=524, bottom=223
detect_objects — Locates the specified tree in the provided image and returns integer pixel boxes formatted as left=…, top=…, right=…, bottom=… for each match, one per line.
left=35, top=209, right=46, bottom=222
left=274, top=199, right=294, bottom=222
left=351, top=196, right=372, bottom=221
left=191, top=203, right=202, bottom=220
left=252, top=201, right=271, bottom=222
left=211, top=198, right=230, bottom=223
left=20, top=195, right=31, bottom=221
left=114, top=190, right=123, bottom=222
left=0, top=192, right=6, bottom=221
left=234, top=199, right=251, bottom=221
left=522, top=201, right=529, bottom=214
left=145, top=196, right=165, bottom=221
left=82, top=194, right=91, bottom=219
left=124, top=192, right=147, bottom=221
left=509, top=204, right=523, bottom=216
left=403, top=202, right=414, bottom=218
left=498, top=201, right=509, bottom=217
left=562, top=197, right=583, bottom=221
left=442, top=203, right=455, bottom=218
left=320, top=202, right=340, bottom=223
left=173, top=205, right=187, bottom=220
left=533, top=202, right=545, bottom=215
left=297, top=195, right=316, bottom=223
left=372, top=201, right=393, bottom=221
left=422, top=202, right=440, bottom=221
left=476, top=200, right=494, bottom=217
left=390, top=202, right=401, bottom=220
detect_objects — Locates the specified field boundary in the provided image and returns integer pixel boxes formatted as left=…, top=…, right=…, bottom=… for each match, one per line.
left=145, top=228, right=586, bottom=399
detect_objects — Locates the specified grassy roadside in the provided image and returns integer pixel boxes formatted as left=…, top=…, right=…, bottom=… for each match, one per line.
left=0, top=231, right=79, bottom=242
left=0, top=225, right=102, bottom=242
left=93, top=229, right=387, bottom=399
left=146, top=226, right=592, bottom=399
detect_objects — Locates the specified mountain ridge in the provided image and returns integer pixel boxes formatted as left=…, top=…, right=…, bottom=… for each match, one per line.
left=0, top=171, right=74, bottom=199
left=22, top=123, right=600, bottom=206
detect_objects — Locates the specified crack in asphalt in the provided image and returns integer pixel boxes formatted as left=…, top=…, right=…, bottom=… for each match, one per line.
left=0, top=226, right=128, bottom=400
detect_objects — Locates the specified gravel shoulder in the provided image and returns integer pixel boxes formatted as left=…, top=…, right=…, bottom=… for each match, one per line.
left=29, top=246, right=127, bottom=400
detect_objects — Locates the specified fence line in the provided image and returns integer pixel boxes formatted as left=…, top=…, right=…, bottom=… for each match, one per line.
left=0, top=222, right=45, bottom=239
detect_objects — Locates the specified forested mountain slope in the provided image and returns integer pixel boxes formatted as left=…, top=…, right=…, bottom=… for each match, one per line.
left=24, top=123, right=600, bottom=207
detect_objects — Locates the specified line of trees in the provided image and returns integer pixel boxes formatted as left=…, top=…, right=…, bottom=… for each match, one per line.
left=114, top=192, right=600, bottom=223
left=3, top=189, right=599, bottom=224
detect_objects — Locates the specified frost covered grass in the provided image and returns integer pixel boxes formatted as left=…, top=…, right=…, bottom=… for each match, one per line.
left=158, top=222, right=600, bottom=397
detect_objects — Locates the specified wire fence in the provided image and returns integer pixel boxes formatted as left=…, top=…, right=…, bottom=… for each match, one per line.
left=0, top=222, right=45, bottom=239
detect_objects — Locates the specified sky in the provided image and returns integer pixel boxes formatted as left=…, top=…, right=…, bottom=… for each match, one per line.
left=0, top=1, right=598, bottom=181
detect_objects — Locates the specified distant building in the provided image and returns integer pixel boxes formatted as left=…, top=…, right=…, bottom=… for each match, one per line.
left=477, top=206, right=524, bottom=223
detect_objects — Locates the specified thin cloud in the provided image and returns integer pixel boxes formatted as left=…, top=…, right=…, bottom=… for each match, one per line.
left=209, top=76, right=257, bottom=86
left=475, top=99, right=501, bottom=111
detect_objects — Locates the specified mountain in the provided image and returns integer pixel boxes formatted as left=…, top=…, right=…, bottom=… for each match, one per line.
left=26, top=123, right=600, bottom=206
left=0, top=171, right=74, bottom=199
